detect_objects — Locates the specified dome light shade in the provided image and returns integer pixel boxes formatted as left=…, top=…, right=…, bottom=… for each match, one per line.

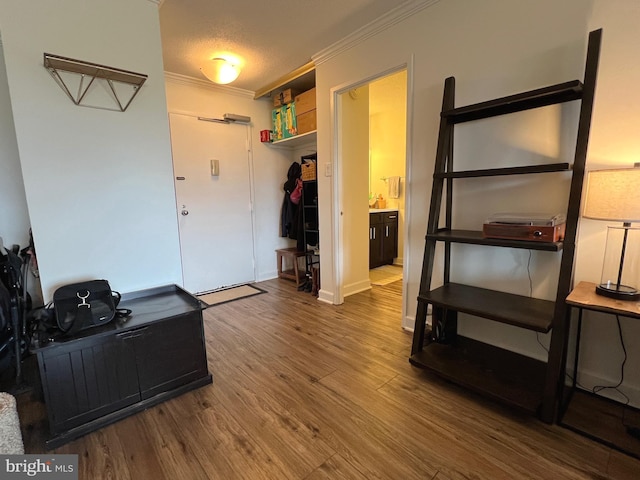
left=583, top=165, right=640, bottom=300
left=201, top=58, right=241, bottom=85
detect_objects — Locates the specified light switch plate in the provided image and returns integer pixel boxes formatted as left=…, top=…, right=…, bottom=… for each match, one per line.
left=211, top=159, right=219, bottom=176
left=325, top=162, right=332, bottom=177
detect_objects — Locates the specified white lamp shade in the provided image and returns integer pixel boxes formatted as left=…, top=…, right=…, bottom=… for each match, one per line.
left=201, top=58, right=240, bottom=85
left=583, top=167, right=640, bottom=222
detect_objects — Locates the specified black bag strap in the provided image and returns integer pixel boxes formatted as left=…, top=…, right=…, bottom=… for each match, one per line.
left=111, top=291, right=132, bottom=319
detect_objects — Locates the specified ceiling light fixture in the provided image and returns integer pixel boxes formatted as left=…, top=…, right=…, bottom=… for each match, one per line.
left=200, top=57, right=241, bottom=85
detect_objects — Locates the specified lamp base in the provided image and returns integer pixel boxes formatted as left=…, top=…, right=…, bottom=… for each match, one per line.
left=595, top=283, right=640, bottom=301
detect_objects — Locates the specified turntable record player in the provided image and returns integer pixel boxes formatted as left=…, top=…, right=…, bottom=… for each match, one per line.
left=482, top=213, right=566, bottom=242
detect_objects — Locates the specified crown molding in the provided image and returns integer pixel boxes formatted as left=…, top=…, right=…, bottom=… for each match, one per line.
left=312, top=0, right=441, bottom=66
left=164, top=71, right=255, bottom=98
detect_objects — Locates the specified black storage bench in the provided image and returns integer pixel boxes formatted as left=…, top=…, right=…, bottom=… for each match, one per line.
left=35, top=284, right=212, bottom=449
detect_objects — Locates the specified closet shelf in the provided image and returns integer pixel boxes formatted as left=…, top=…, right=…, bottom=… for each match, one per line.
left=269, top=130, right=317, bottom=149
left=43, top=53, right=147, bottom=112
left=427, top=230, right=564, bottom=251
left=409, top=335, right=547, bottom=414
left=417, top=283, right=555, bottom=332
left=442, top=80, right=583, bottom=124
left=434, top=163, right=571, bottom=179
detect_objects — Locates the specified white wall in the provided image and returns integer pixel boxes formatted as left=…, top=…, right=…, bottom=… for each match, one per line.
left=0, top=40, right=43, bottom=303
left=0, top=0, right=182, bottom=300
left=315, top=0, right=640, bottom=403
left=0, top=44, right=30, bottom=251
left=164, top=75, right=302, bottom=281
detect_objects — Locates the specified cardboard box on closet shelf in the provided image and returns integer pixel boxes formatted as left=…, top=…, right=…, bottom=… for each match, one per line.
left=272, top=88, right=300, bottom=107
left=272, top=104, right=298, bottom=140
left=282, top=103, right=297, bottom=138
left=294, top=87, right=316, bottom=115
left=296, top=109, right=317, bottom=135
left=271, top=108, right=284, bottom=141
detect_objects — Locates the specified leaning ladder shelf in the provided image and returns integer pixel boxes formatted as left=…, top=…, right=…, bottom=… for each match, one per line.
left=410, top=29, right=602, bottom=423
left=43, top=53, right=148, bottom=112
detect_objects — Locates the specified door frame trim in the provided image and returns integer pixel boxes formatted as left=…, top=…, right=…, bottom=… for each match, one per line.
left=331, top=59, right=414, bottom=329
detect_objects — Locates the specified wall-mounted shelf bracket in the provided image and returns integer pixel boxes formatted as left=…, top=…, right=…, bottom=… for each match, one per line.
left=43, top=53, right=148, bottom=112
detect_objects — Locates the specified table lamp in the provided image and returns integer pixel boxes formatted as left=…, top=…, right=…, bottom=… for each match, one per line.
left=582, top=165, right=640, bottom=300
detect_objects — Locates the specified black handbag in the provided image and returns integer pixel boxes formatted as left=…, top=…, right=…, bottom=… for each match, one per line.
left=53, top=279, right=129, bottom=336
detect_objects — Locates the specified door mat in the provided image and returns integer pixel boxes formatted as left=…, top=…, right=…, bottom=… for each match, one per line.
left=369, top=265, right=403, bottom=286
left=197, top=284, right=266, bottom=307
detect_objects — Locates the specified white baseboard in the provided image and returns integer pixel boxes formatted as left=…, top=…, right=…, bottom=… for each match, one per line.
left=403, top=313, right=431, bottom=332
left=317, top=289, right=334, bottom=304
left=257, top=270, right=278, bottom=282
left=343, top=279, right=371, bottom=297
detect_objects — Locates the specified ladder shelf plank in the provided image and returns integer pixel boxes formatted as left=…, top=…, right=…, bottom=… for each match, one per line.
left=427, top=230, right=563, bottom=251
left=435, top=163, right=571, bottom=179
left=443, top=80, right=583, bottom=124
left=418, top=283, right=554, bottom=332
left=410, top=335, right=547, bottom=414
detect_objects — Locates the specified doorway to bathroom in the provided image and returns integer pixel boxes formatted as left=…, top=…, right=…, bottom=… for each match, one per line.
left=336, top=68, right=407, bottom=307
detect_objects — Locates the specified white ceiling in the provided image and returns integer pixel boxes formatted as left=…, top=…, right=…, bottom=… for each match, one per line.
left=158, top=0, right=410, bottom=93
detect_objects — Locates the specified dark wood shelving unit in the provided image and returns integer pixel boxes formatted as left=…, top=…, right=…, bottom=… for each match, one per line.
left=301, top=153, right=319, bottom=276
left=427, top=229, right=564, bottom=251
left=411, top=29, right=602, bottom=423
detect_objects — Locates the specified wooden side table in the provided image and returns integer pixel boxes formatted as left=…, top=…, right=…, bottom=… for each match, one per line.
left=276, top=248, right=309, bottom=287
left=561, top=281, right=640, bottom=459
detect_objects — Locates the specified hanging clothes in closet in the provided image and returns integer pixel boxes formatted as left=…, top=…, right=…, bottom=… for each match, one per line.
left=281, top=161, right=302, bottom=240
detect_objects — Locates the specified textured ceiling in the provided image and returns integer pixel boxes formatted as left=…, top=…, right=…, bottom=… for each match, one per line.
left=159, top=0, right=409, bottom=92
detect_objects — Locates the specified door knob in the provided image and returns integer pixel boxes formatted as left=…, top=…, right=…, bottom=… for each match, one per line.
left=181, top=209, right=189, bottom=216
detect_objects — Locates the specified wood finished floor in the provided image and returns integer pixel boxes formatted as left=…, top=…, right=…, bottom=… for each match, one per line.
left=14, top=278, right=640, bottom=479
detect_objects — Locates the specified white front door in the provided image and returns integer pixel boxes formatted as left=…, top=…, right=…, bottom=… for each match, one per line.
left=169, top=113, right=255, bottom=294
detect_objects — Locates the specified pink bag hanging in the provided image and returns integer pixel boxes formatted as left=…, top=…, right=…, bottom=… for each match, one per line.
left=290, top=178, right=303, bottom=204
